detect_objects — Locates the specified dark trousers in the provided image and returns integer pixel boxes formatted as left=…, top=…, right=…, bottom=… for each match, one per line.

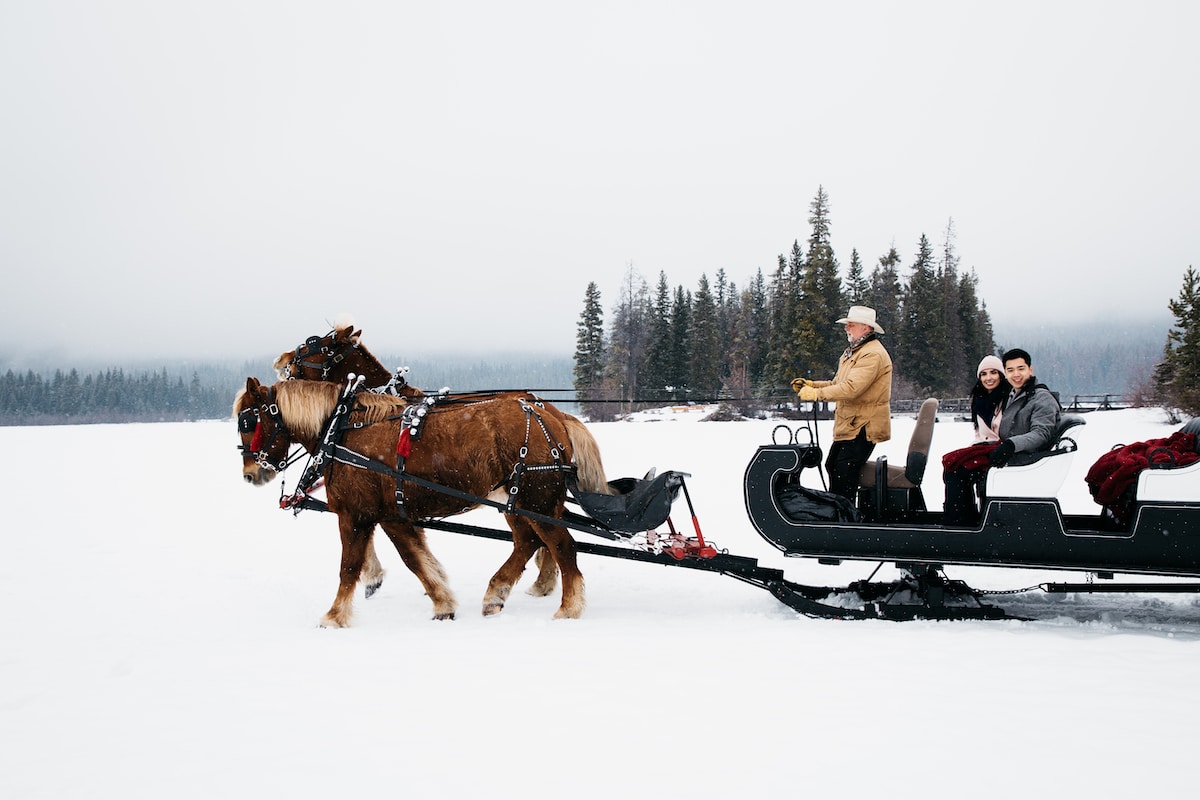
left=826, top=427, right=875, bottom=502
left=943, top=467, right=984, bottom=525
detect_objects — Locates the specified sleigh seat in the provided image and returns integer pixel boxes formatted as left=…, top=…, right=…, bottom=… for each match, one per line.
left=1134, top=417, right=1200, bottom=503
left=856, top=397, right=939, bottom=522
left=567, top=470, right=689, bottom=534
left=984, top=415, right=1086, bottom=499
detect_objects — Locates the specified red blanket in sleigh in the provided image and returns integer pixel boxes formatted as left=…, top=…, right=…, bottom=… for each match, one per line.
left=1084, top=431, right=1199, bottom=508
left=941, top=441, right=1001, bottom=473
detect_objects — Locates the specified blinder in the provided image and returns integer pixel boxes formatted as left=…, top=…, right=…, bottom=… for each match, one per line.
left=237, top=407, right=259, bottom=434
left=297, top=335, right=324, bottom=358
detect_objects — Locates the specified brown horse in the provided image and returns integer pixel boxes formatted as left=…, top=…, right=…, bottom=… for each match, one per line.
left=272, top=323, right=610, bottom=596
left=235, top=377, right=592, bottom=624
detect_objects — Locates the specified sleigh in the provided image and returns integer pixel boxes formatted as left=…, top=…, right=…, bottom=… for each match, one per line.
left=743, top=404, right=1200, bottom=619
left=258, top=325, right=1200, bottom=623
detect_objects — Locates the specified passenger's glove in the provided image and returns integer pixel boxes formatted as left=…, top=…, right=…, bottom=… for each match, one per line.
left=988, top=440, right=1016, bottom=467
left=797, top=386, right=819, bottom=402
left=790, top=377, right=813, bottom=392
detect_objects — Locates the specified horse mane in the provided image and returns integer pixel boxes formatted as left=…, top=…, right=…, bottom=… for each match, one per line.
left=275, top=381, right=344, bottom=439
left=232, top=388, right=248, bottom=417
left=352, top=390, right=410, bottom=424
left=276, top=381, right=407, bottom=437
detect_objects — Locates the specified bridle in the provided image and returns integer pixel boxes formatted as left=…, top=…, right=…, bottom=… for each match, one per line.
left=282, top=332, right=359, bottom=381
left=284, top=329, right=416, bottom=397
left=236, top=386, right=305, bottom=473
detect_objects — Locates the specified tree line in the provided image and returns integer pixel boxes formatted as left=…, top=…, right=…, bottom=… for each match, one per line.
left=0, top=367, right=235, bottom=425
left=573, top=186, right=1199, bottom=423
left=0, top=356, right=579, bottom=426
left=573, top=186, right=996, bottom=420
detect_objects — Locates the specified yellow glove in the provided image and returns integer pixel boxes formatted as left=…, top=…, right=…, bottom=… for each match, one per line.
left=797, top=386, right=819, bottom=401
left=790, top=377, right=813, bottom=392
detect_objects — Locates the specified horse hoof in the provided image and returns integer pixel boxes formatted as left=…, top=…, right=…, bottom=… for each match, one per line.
left=553, top=607, right=584, bottom=620
left=364, top=580, right=382, bottom=599
left=432, top=612, right=456, bottom=621
left=482, top=602, right=504, bottom=616
left=526, top=581, right=556, bottom=598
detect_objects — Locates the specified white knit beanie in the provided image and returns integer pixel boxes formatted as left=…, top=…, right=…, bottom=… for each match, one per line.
left=977, top=355, right=1003, bottom=376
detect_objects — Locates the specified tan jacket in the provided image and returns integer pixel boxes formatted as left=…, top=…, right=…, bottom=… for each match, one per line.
left=810, top=338, right=893, bottom=443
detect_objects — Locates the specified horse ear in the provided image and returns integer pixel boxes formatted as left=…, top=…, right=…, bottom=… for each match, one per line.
left=351, top=328, right=362, bottom=344
left=246, top=376, right=262, bottom=395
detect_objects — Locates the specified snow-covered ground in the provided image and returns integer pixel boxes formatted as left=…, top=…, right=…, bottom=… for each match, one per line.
left=2, top=406, right=1198, bottom=798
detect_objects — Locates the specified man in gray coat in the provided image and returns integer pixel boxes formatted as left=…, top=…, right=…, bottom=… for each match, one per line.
left=988, top=348, right=1061, bottom=467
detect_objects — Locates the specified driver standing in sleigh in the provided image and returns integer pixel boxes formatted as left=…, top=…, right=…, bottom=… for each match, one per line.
left=792, top=306, right=893, bottom=502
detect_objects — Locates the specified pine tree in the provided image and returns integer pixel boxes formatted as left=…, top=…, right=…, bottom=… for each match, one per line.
left=958, top=269, right=997, bottom=391
left=572, top=281, right=607, bottom=418
left=896, top=234, right=946, bottom=397
left=689, top=274, right=723, bottom=397
left=668, top=286, right=692, bottom=399
left=743, top=268, right=769, bottom=390
left=845, top=249, right=868, bottom=304
left=605, top=265, right=651, bottom=408
left=938, top=219, right=968, bottom=389
left=640, top=272, right=675, bottom=402
left=797, top=186, right=846, bottom=370
left=1155, top=266, right=1200, bottom=416
left=764, top=244, right=804, bottom=388
left=867, top=245, right=903, bottom=344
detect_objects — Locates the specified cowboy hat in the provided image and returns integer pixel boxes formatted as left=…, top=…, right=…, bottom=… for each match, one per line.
left=835, top=305, right=884, bottom=334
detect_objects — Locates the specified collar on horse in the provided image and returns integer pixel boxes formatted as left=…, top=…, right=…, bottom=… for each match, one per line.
left=279, top=379, right=373, bottom=513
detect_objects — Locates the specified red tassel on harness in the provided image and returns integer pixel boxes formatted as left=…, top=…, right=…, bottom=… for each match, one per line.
left=397, top=428, right=411, bottom=457
left=250, top=421, right=263, bottom=453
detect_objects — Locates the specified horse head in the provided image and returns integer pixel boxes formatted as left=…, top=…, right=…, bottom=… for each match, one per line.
left=273, top=325, right=365, bottom=382
left=273, top=324, right=421, bottom=398
left=234, top=377, right=294, bottom=486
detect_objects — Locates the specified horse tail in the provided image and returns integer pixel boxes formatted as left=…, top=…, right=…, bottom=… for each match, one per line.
left=564, top=415, right=612, bottom=495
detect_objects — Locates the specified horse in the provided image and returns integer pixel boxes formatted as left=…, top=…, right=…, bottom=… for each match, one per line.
left=271, top=323, right=610, bottom=597
left=234, top=377, right=592, bottom=624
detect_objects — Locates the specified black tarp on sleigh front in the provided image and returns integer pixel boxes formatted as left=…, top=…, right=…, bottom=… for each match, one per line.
left=568, top=470, right=689, bottom=534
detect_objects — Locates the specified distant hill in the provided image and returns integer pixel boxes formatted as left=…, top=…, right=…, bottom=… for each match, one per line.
left=994, top=314, right=1170, bottom=399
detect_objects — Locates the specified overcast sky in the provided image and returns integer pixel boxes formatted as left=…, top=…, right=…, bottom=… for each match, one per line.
left=2, top=1, right=1196, bottom=364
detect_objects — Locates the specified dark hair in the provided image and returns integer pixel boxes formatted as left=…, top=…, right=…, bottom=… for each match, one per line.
left=1002, top=347, right=1032, bottom=368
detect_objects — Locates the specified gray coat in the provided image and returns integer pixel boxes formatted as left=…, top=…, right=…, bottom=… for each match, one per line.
left=998, top=381, right=1061, bottom=454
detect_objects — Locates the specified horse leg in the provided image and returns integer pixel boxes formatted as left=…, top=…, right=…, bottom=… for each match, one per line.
left=528, top=546, right=559, bottom=596
left=322, top=514, right=373, bottom=628
left=529, top=520, right=586, bottom=619
left=482, top=521, right=542, bottom=616
left=361, top=532, right=387, bottom=599
left=377, top=520, right=457, bottom=620
left=504, top=514, right=559, bottom=596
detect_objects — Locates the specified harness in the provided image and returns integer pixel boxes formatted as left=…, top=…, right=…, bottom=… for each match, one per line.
left=277, top=387, right=574, bottom=519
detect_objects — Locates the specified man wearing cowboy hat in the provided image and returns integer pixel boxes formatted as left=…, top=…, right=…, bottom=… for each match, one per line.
left=792, top=305, right=893, bottom=501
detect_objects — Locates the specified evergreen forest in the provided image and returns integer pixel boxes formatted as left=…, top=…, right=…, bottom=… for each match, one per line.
left=573, top=187, right=1194, bottom=421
